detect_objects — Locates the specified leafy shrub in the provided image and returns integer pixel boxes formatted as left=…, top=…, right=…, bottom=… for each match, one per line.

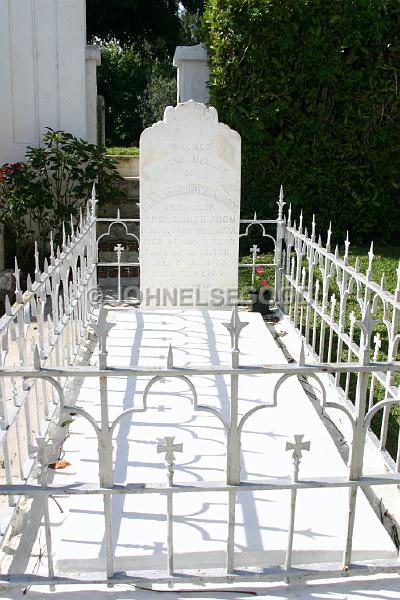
left=204, top=0, right=400, bottom=244
left=0, top=129, right=121, bottom=269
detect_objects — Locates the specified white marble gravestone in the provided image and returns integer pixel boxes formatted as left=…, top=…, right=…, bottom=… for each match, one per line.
left=140, top=101, right=241, bottom=308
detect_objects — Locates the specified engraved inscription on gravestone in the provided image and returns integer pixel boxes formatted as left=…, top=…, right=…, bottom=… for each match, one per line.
left=140, top=101, right=241, bottom=308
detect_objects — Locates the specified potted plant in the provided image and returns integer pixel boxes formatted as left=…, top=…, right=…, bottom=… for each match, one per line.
left=249, top=267, right=273, bottom=314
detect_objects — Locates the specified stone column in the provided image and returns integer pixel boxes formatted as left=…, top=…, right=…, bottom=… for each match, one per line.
left=85, top=45, right=102, bottom=145
left=173, top=43, right=210, bottom=104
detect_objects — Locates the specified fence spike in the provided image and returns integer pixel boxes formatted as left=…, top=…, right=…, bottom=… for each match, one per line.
left=79, top=207, right=83, bottom=232
left=49, top=231, right=55, bottom=266
left=277, top=185, right=285, bottom=220
left=317, top=234, right=322, bottom=247
left=4, top=295, right=12, bottom=316
left=326, top=222, right=332, bottom=250
left=14, top=257, right=22, bottom=303
left=70, top=214, right=75, bottom=240
left=56, top=246, right=61, bottom=261
left=287, top=203, right=292, bottom=227
left=62, top=222, right=67, bottom=252
left=91, top=181, right=98, bottom=217
left=34, top=241, right=41, bottom=283
left=26, top=273, right=32, bottom=292
left=354, top=257, right=360, bottom=273
left=33, top=344, right=41, bottom=370
left=117, top=208, right=121, bottom=221
left=299, top=210, right=303, bottom=233
left=334, top=245, right=339, bottom=259
left=344, top=231, right=350, bottom=263
left=367, top=241, right=374, bottom=275
left=253, top=211, right=257, bottom=222
left=311, top=214, right=316, bottom=242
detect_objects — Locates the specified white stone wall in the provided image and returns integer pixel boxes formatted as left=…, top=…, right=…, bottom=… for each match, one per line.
left=0, top=0, right=99, bottom=164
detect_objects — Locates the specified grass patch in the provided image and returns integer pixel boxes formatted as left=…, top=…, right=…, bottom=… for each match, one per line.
left=106, top=146, right=139, bottom=156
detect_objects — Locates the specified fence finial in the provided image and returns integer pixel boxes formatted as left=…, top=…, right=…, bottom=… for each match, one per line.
left=34, top=242, right=41, bottom=283
left=49, top=231, right=55, bottom=266
left=5, top=295, right=12, bottom=316
left=367, top=242, right=374, bottom=277
left=14, top=258, right=22, bottom=303
left=277, top=185, right=285, bottom=220
left=91, top=181, right=98, bottom=217
left=344, top=231, right=350, bottom=264
left=311, top=214, right=316, bottom=242
left=32, top=342, right=41, bottom=370
left=287, top=203, right=292, bottom=227
left=326, top=222, right=332, bottom=250
left=70, top=214, right=75, bottom=241
left=62, top=223, right=66, bottom=252
left=223, top=305, right=248, bottom=354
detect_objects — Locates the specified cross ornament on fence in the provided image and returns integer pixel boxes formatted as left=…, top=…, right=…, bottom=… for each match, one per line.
left=114, top=244, right=124, bottom=261
left=286, top=434, right=310, bottom=483
left=157, top=436, right=183, bottom=486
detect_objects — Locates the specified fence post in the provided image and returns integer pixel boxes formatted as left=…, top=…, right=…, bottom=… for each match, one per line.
left=275, top=185, right=286, bottom=307
left=343, top=302, right=375, bottom=569
left=91, top=305, right=114, bottom=579
left=223, top=307, right=247, bottom=573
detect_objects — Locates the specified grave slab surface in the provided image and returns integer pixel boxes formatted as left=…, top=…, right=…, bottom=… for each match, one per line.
left=44, top=309, right=396, bottom=576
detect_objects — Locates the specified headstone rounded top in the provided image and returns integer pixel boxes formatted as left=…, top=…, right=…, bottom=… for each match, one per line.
left=140, top=101, right=240, bottom=147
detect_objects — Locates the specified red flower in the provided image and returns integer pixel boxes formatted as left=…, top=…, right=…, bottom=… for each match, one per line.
left=255, top=266, right=264, bottom=274
left=260, top=279, right=270, bottom=287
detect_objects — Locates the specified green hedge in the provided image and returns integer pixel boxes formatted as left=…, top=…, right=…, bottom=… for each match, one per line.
left=204, top=0, right=400, bottom=244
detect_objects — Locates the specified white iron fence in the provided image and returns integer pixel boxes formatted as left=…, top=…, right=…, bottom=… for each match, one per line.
left=0, top=306, right=398, bottom=588
left=279, top=202, right=400, bottom=469
left=0, top=186, right=398, bottom=588
left=0, top=197, right=98, bottom=546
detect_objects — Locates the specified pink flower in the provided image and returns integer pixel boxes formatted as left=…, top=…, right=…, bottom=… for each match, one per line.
left=255, top=266, right=264, bottom=274
left=260, top=279, right=270, bottom=288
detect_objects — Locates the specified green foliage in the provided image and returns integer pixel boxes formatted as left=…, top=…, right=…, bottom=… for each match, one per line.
left=0, top=162, right=52, bottom=265
left=86, top=0, right=205, bottom=49
left=98, top=44, right=177, bottom=146
left=0, top=129, right=122, bottom=269
left=97, top=45, right=149, bottom=147
left=106, top=147, right=140, bottom=156
left=204, top=0, right=400, bottom=244
left=86, top=0, right=181, bottom=52
left=139, top=62, right=177, bottom=130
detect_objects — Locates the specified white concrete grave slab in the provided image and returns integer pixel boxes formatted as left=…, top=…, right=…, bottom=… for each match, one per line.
left=140, top=102, right=241, bottom=308
left=38, top=309, right=396, bottom=577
